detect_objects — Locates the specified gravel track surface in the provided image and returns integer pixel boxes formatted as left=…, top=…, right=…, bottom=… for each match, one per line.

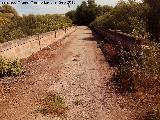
left=0, top=26, right=134, bottom=120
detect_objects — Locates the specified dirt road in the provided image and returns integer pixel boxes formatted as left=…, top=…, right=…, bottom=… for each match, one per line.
left=0, top=26, right=134, bottom=120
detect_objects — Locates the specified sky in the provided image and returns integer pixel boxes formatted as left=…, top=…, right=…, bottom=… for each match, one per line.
left=0, top=0, right=139, bottom=15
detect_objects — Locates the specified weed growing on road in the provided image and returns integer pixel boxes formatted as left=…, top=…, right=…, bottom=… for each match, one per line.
left=37, top=94, right=68, bottom=116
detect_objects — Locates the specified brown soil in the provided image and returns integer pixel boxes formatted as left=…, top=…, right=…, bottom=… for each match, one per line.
left=0, top=26, right=137, bottom=120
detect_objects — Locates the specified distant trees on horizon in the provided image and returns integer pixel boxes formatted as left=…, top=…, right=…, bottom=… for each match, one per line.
left=66, top=0, right=160, bottom=41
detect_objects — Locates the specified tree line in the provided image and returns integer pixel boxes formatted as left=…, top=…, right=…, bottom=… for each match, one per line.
left=66, top=0, right=160, bottom=42
left=0, top=5, right=72, bottom=43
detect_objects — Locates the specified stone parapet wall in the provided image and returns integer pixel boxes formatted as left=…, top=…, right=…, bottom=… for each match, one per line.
left=0, top=27, right=76, bottom=60
left=94, top=28, right=147, bottom=50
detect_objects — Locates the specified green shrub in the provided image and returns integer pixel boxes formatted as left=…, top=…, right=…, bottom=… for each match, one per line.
left=0, top=58, right=23, bottom=77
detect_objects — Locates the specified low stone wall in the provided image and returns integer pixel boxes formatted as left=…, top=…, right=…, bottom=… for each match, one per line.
left=94, top=28, right=147, bottom=50
left=0, top=27, right=76, bottom=60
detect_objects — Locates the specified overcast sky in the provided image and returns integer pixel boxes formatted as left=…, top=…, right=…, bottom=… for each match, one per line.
left=0, top=0, right=138, bottom=15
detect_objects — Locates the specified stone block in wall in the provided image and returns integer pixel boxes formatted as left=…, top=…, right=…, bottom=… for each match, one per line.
left=39, top=31, right=56, bottom=49
left=56, top=29, right=65, bottom=40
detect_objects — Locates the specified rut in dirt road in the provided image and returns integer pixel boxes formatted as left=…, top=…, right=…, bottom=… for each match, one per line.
left=0, top=26, right=134, bottom=120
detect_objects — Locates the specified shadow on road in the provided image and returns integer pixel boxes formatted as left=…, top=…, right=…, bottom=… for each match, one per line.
left=81, top=29, right=104, bottom=43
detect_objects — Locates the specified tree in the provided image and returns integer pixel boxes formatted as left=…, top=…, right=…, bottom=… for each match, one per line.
left=75, top=1, right=88, bottom=25
left=143, top=0, right=160, bottom=41
left=2, top=5, right=18, bottom=16
left=73, top=0, right=98, bottom=25
left=0, top=5, right=17, bottom=26
left=65, top=10, right=76, bottom=24
left=66, top=0, right=113, bottom=25
left=87, top=0, right=97, bottom=24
